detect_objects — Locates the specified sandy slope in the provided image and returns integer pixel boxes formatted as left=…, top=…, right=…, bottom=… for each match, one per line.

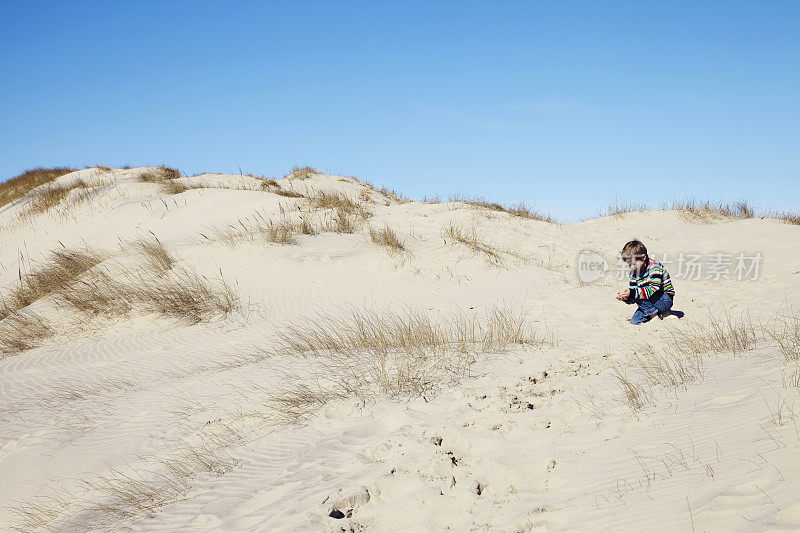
left=0, top=167, right=799, bottom=532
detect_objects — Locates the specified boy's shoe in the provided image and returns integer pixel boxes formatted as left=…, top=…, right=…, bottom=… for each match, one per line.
left=658, top=310, right=671, bottom=320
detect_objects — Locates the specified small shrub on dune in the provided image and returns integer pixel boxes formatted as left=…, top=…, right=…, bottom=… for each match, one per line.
left=0, top=167, right=76, bottom=208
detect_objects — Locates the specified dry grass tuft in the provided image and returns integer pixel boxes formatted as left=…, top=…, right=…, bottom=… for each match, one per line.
left=264, top=304, right=547, bottom=421
left=63, top=265, right=240, bottom=325
left=369, top=224, right=406, bottom=253
left=608, top=198, right=649, bottom=216
left=201, top=211, right=305, bottom=246
left=611, top=364, right=652, bottom=410
left=0, top=312, right=54, bottom=355
left=766, top=210, right=800, bottom=226
left=614, top=311, right=760, bottom=410
left=274, top=188, right=305, bottom=198
left=323, top=207, right=359, bottom=234
left=1, top=244, right=240, bottom=355
left=9, top=440, right=239, bottom=532
left=763, top=311, right=800, bottom=362
left=454, top=196, right=555, bottom=222
left=160, top=180, right=190, bottom=195
left=670, top=198, right=755, bottom=220
left=287, top=165, right=319, bottom=179
left=0, top=167, right=77, bottom=208
left=309, top=192, right=371, bottom=233
left=138, top=166, right=182, bottom=183
left=2, top=248, right=105, bottom=318
left=311, top=191, right=359, bottom=211
left=443, top=223, right=505, bottom=264
left=18, top=180, right=94, bottom=219
left=131, top=237, right=176, bottom=276
left=260, top=179, right=306, bottom=198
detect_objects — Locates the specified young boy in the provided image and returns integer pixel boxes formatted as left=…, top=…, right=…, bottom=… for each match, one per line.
left=616, top=239, right=675, bottom=325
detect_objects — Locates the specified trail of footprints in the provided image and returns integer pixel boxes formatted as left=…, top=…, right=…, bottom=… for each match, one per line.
left=321, top=358, right=595, bottom=531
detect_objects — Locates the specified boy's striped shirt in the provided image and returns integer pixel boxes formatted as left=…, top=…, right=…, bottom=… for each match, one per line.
left=629, top=258, right=675, bottom=299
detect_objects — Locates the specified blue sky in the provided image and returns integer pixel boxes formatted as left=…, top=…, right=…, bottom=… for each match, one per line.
left=2, top=1, right=798, bottom=220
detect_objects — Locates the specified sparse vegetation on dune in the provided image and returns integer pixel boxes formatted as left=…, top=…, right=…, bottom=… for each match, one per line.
left=369, top=224, right=406, bottom=253
left=0, top=243, right=240, bottom=356
left=608, top=197, right=764, bottom=221
left=16, top=179, right=97, bottom=219
left=1, top=248, right=105, bottom=320
left=260, top=178, right=305, bottom=198
left=311, top=190, right=359, bottom=211
left=0, top=167, right=77, bottom=208
left=131, top=236, right=176, bottom=276
left=669, top=198, right=755, bottom=220
left=607, top=198, right=649, bottom=216
left=443, top=222, right=507, bottom=265
left=0, top=312, right=54, bottom=354
left=452, top=195, right=555, bottom=222
left=264, top=304, right=549, bottom=421
left=286, top=165, right=319, bottom=180
left=612, top=310, right=797, bottom=410
left=9, top=439, right=240, bottom=532
left=137, top=166, right=182, bottom=183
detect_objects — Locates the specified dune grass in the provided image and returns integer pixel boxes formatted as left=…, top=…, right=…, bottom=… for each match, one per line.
left=1, top=248, right=106, bottom=320
left=137, top=166, right=181, bottom=183
left=608, top=197, right=759, bottom=221
left=453, top=195, right=555, bottom=222
left=131, top=237, right=176, bottom=276
left=9, top=440, right=240, bottom=532
left=0, top=244, right=240, bottom=356
left=286, top=165, right=319, bottom=180
left=369, top=224, right=405, bottom=253
left=613, top=311, right=772, bottom=410
left=0, top=312, right=54, bottom=354
left=668, top=198, right=755, bottom=220
left=262, top=304, right=547, bottom=422
left=0, top=167, right=77, bottom=209
left=443, top=222, right=506, bottom=265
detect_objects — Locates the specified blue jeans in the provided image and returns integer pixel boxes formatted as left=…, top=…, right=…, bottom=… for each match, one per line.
left=626, top=291, right=673, bottom=325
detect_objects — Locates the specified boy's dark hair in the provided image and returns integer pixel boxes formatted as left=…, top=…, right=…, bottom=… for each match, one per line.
left=621, top=239, right=648, bottom=261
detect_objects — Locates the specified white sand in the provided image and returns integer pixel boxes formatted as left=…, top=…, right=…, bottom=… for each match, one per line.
left=1, top=167, right=799, bottom=531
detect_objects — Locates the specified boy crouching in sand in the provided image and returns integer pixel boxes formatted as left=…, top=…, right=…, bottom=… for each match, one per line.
left=616, top=239, right=676, bottom=325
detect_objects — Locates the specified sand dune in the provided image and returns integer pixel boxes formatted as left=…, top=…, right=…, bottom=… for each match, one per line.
left=1, top=167, right=798, bottom=531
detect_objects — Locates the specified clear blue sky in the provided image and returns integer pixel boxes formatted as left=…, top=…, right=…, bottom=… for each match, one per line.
left=2, top=1, right=798, bottom=220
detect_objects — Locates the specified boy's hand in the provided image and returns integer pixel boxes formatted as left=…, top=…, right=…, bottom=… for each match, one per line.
left=616, top=288, right=631, bottom=301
